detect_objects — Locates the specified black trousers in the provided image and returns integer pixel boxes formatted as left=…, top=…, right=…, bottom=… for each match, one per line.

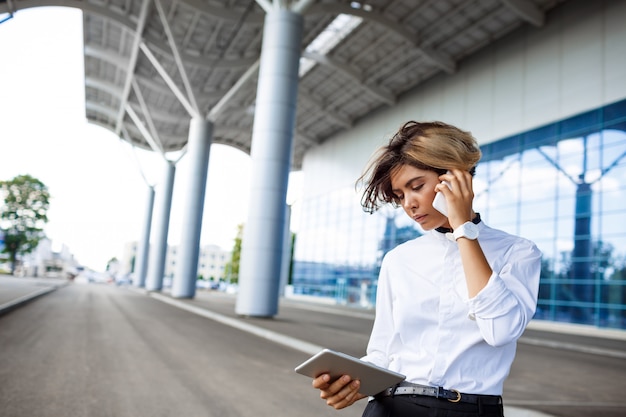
left=362, top=395, right=504, bottom=417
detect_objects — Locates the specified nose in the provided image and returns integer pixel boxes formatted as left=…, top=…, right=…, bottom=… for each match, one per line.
left=402, top=193, right=417, bottom=212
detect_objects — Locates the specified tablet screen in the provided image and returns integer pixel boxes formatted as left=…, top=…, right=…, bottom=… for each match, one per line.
left=294, top=349, right=405, bottom=396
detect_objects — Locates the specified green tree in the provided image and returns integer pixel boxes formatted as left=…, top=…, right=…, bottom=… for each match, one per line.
left=224, top=223, right=243, bottom=284
left=106, top=257, right=118, bottom=271
left=0, top=174, right=50, bottom=275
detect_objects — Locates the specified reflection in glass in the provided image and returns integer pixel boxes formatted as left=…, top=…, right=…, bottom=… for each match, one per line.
left=292, top=99, right=626, bottom=329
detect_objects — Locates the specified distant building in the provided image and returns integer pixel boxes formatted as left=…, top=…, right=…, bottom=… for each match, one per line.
left=121, top=241, right=138, bottom=276
left=18, top=238, right=79, bottom=278
left=121, top=242, right=231, bottom=282
left=195, top=244, right=231, bottom=281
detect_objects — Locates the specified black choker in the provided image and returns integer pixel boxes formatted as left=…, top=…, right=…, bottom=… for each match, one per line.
left=435, top=213, right=481, bottom=234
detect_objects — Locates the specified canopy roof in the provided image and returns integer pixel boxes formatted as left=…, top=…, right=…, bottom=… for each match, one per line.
left=2, top=0, right=568, bottom=168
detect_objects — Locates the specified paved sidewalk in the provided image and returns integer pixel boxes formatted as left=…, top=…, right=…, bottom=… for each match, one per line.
left=0, top=275, right=68, bottom=315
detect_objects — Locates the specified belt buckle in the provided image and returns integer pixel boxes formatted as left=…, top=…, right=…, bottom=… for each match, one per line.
left=448, top=389, right=461, bottom=403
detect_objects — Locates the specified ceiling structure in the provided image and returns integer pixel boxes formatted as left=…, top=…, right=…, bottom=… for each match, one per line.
left=2, top=0, right=569, bottom=169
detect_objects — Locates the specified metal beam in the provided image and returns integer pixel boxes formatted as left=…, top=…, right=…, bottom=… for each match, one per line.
left=302, top=51, right=395, bottom=105
left=139, top=42, right=200, bottom=119
left=295, top=129, right=318, bottom=147
left=125, top=103, right=166, bottom=156
left=113, top=0, right=152, bottom=136
left=131, top=78, right=165, bottom=153
left=154, top=0, right=200, bottom=116
left=84, top=77, right=123, bottom=97
left=298, top=88, right=352, bottom=129
left=255, top=0, right=271, bottom=14
left=501, top=0, right=544, bottom=27
left=208, top=59, right=260, bottom=121
left=291, top=0, right=316, bottom=14
left=305, top=3, right=456, bottom=74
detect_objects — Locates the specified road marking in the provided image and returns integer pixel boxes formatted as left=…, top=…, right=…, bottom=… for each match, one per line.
left=506, top=400, right=626, bottom=407
left=137, top=288, right=626, bottom=360
left=518, top=336, right=626, bottom=359
left=148, top=292, right=324, bottom=356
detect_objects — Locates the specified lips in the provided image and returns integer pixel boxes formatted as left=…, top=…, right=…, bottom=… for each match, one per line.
left=413, top=214, right=427, bottom=223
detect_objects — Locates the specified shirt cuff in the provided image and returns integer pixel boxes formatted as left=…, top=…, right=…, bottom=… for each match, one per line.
left=466, top=272, right=517, bottom=320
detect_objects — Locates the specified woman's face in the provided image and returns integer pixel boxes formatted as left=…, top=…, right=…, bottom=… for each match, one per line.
left=390, top=164, right=450, bottom=230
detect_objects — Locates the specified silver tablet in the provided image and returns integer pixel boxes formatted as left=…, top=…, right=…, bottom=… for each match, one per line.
left=294, top=349, right=405, bottom=396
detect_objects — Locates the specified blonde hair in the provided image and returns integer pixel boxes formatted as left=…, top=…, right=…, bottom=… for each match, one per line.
left=357, top=121, right=481, bottom=213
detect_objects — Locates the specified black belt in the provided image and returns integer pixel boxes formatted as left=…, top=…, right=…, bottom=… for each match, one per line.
left=376, top=382, right=502, bottom=405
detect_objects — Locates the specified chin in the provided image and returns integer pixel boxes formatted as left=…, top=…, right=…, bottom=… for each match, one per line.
left=419, top=221, right=440, bottom=232
left=433, top=218, right=451, bottom=230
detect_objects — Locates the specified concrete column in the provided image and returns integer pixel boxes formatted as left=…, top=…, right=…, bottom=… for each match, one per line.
left=235, top=9, right=303, bottom=317
left=134, top=185, right=155, bottom=287
left=145, top=161, right=176, bottom=291
left=172, top=118, right=213, bottom=298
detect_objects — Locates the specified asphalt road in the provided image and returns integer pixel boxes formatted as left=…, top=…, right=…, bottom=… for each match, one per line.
left=1, top=280, right=625, bottom=417
left=0, top=283, right=363, bottom=417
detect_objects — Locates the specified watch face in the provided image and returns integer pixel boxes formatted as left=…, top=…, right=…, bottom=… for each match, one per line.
left=465, top=223, right=479, bottom=239
left=454, top=222, right=479, bottom=240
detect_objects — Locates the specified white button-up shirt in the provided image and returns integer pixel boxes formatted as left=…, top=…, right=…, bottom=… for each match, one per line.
left=361, top=221, right=541, bottom=395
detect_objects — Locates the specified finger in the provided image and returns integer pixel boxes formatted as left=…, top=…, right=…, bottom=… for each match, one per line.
left=320, top=375, right=352, bottom=402
left=327, top=374, right=352, bottom=392
left=453, top=171, right=474, bottom=203
left=326, top=379, right=361, bottom=410
left=434, top=182, right=451, bottom=194
left=443, top=171, right=473, bottom=204
left=312, top=373, right=331, bottom=389
left=449, top=169, right=472, bottom=189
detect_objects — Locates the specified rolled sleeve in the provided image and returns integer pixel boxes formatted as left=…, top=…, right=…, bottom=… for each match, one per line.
left=466, top=242, right=542, bottom=346
left=467, top=272, right=517, bottom=319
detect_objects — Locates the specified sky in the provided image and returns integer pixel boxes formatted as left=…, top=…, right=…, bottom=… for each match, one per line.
left=0, top=7, right=302, bottom=271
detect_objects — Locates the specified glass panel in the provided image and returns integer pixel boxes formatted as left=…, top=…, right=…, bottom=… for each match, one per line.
left=292, top=99, right=626, bottom=328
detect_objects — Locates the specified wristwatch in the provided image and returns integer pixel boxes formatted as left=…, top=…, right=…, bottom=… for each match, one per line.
left=453, top=221, right=479, bottom=241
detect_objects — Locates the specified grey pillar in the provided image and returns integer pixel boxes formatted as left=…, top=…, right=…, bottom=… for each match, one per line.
left=235, top=9, right=303, bottom=317
left=135, top=185, right=155, bottom=287
left=145, top=161, right=176, bottom=291
left=172, top=118, right=213, bottom=298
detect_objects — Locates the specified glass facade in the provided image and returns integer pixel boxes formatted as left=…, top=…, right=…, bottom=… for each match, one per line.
left=292, top=99, right=626, bottom=330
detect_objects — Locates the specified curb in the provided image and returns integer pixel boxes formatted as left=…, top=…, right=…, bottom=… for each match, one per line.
left=0, top=283, right=65, bottom=316
left=504, top=406, right=554, bottom=417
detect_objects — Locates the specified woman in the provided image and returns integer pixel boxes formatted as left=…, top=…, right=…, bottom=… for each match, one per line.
left=312, top=121, right=541, bottom=417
